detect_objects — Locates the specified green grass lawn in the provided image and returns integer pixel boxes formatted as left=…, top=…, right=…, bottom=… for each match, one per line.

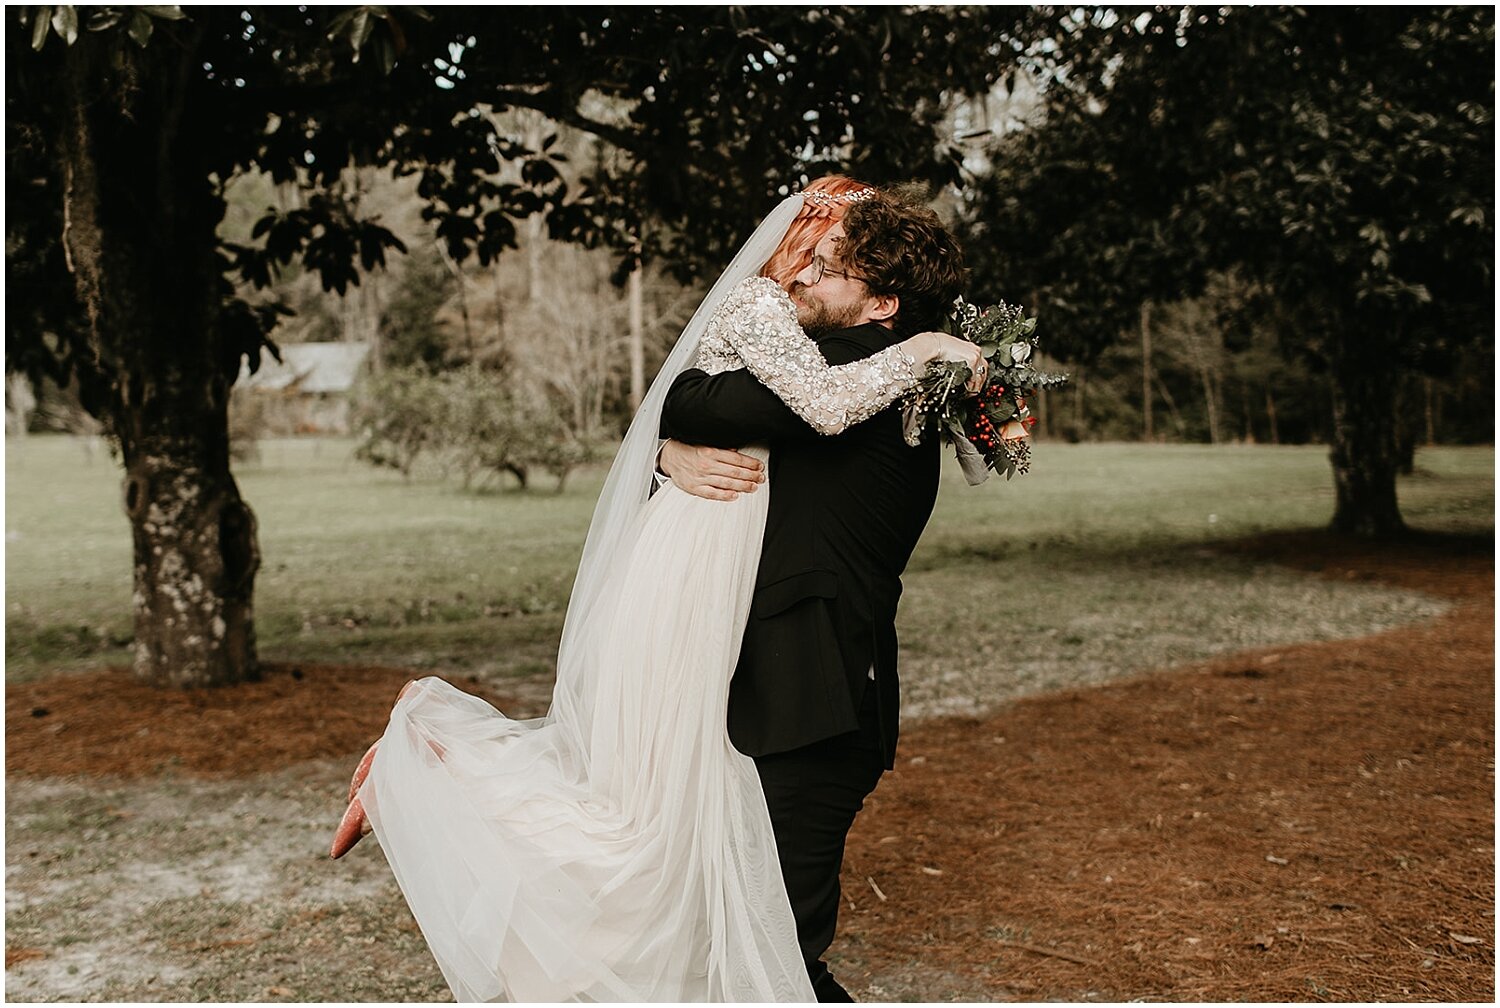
left=5, top=435, right=1493, bottom=696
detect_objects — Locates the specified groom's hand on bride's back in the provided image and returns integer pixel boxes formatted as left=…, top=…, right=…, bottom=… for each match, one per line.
left=658, top=440, right=765, bottom=501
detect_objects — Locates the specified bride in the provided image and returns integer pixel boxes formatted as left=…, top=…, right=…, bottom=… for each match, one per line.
left=330, top=176, right=985, bottom=1002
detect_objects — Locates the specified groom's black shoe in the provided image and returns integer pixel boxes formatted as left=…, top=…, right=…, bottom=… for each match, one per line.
left=811, top=966, right=856, bottom=1002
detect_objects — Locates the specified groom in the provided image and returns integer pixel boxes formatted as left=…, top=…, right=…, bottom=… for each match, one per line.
left=657, top=189, right=966, bottom=1001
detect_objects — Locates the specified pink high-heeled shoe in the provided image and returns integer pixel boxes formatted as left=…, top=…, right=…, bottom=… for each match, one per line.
left=329, top=795, right=371, bottom=859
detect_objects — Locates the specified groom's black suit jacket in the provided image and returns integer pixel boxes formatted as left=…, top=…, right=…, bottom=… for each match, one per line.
left=660, top=321, right=941, bottom=770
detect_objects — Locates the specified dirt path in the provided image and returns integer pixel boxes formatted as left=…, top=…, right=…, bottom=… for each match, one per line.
left=6, top=531, right=1493, bottom=1001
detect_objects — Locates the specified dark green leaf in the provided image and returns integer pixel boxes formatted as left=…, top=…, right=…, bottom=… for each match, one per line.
left=349, top=10, right=373, bottom=57
left=374, top=34, right=395, bottom=75
left=128, top=11, right=154, bottom=47
left=325, top=10, right=353, bottom=38
left=51, top=5, right=78, bottom=45
left=85, top=9, right=124, bottom=30
left=250, top=213, right=276, bottom=240
left=31, top=6, right=53, bottom=50
left=137, top=6, right=186, bottom=20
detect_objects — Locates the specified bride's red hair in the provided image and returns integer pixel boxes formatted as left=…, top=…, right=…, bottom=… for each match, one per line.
left=759, top=175, right=875, bottom=290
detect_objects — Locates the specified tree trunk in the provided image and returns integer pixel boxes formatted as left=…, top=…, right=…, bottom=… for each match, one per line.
left=1140, top=301, right=1153, bottom=441
left=123, top=436, right=261, bottom=687
left=1395, top=417, right=1417, bottom=476
left=1153, top=373, right=1187, bottom=438
left=1423, top=376, right=1436, bottom=446
left=6, top=373, right=37, bottom=435
left=1394, top=374, right=1420, bottom=475
left=436, top=242, right=475, bottom=360
left=628, top=263, right=645, bottom=411
left=1071, top=366, right=1085, bottom=442
left=1198, top=358, right=1221, bottom=444
left=1327, top=340, right=1406, bottom=537
left=1240, top=383, right=1254, bottom=443
left=60, top=31, right=261, bottom=686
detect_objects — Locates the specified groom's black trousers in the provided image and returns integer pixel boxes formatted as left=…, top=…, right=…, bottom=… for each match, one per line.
left=754, top=685, right=886, bottom=1003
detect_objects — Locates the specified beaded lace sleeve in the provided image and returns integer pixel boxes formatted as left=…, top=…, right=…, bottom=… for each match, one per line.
left=694, top=276, right=920, bottom=435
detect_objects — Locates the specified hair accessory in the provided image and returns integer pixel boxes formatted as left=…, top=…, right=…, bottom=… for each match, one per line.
left=801, top=187, right=877, bottom=207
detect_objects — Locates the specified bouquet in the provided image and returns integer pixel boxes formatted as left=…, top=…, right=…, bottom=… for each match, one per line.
left=901, top=298, right=1069, bottom=484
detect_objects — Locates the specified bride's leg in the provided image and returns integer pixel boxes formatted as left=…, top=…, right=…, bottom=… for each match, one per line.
left=393, top=678, right=448, bottom=758
left=332, top=680, right=449, bottom=859
left=347, top=740, right=379, bottom=803
left=344, top=681, right=434, bottom=797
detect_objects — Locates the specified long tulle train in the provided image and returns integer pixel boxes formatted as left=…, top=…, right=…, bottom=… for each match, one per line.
left=359, top=453, right=813, bottom=1002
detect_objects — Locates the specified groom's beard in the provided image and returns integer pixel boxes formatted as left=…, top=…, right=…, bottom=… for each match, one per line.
left=792, top=288, right=866, bottom=338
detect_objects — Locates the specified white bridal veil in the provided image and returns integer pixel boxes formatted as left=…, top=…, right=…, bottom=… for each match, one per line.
left=549, top=193, right=804, bottom=724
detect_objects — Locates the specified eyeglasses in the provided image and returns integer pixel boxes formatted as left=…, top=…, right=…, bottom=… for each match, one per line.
left=806, top=254, right=865, bottom=286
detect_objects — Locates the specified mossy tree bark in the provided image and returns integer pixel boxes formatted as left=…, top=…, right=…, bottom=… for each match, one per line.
left=57, top=29, right=261, bottom=687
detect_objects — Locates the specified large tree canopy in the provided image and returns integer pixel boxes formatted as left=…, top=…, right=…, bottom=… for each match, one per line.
left=965, top=5, right=1494, bottom=535
left=6, top=4, right=1028, bottom=686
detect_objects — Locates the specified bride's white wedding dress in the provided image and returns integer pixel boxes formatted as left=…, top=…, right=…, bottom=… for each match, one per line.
left=358, top=210, right=919, bottom=1001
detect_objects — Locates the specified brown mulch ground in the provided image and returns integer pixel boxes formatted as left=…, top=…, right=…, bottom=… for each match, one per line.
left=6, top=530, right=1494, bottom=1001
left=840, top=530, right=1494, bottom=1001
left=4, top=665, right=513, bottom=779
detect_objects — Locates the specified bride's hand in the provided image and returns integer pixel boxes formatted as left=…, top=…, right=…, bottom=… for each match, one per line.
left=902, top=332, right=989, bottom=394
left=659, top=439, right=766, bottom=501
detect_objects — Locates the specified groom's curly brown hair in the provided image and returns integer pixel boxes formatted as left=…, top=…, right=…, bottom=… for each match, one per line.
left=839, top=185, right=967, bottom=333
